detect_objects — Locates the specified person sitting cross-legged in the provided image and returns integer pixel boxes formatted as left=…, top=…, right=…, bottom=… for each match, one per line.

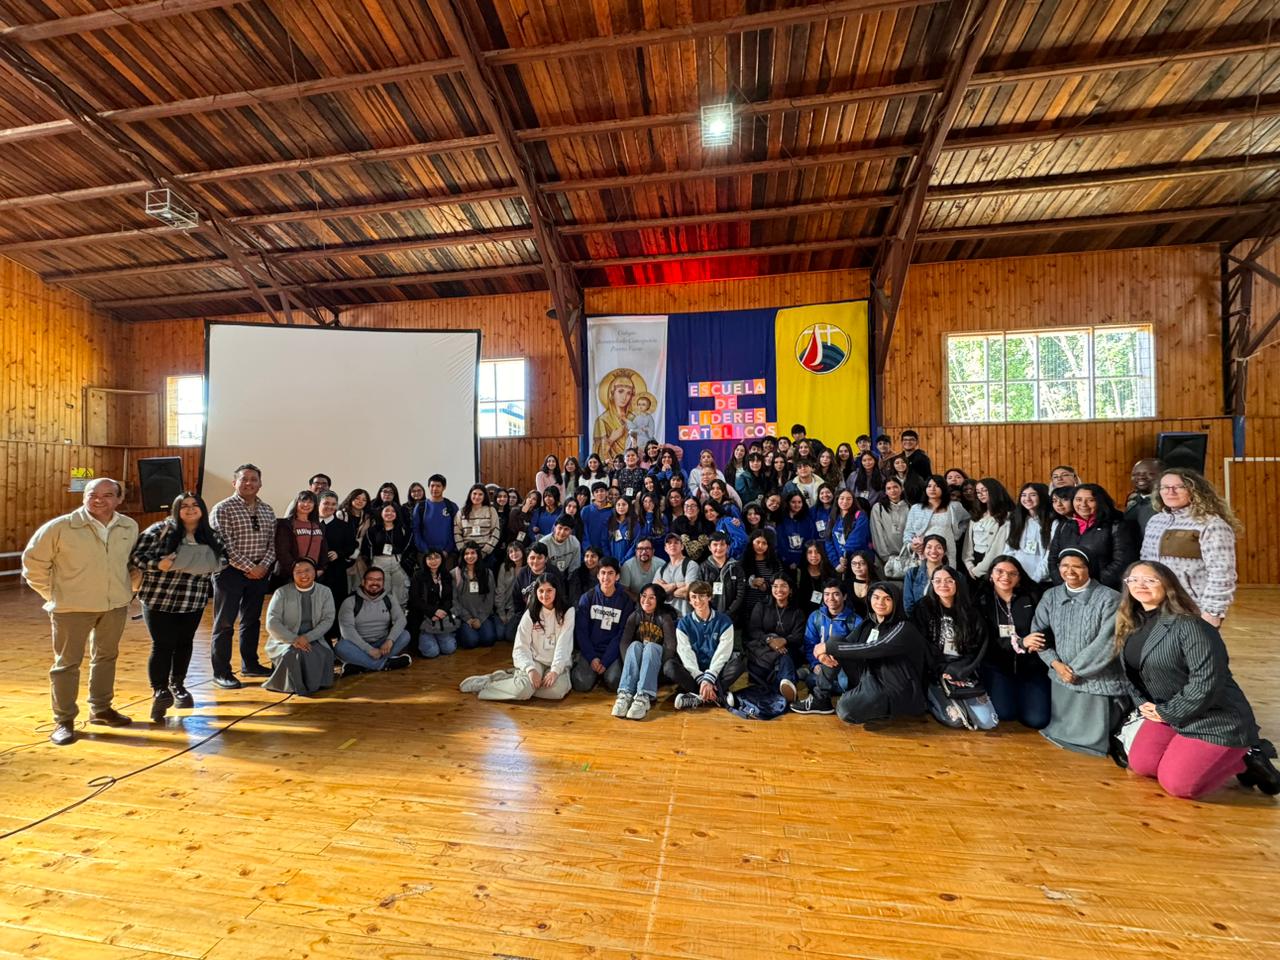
left=665, top=580, right=747, bottom=711
left=461, top=575, right=575, bottom=702
left=611, top=583, right=677, bottom=721
left=571, top=557, right=636, bottom=693
left=335, top=566, right=412, bottom=675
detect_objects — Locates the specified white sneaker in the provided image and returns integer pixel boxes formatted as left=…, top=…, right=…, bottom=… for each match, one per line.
left=674, top=693, right=703, bottom=711
left=459, top=673, right=492, bottom=693
left=779, top=678, right=797, bottom=703
left=626, top=695, right=651, bottom=720
left=611, top=692, right=633, bottom=718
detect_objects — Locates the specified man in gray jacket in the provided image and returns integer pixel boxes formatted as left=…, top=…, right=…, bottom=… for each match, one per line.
left=335, top=567, right=412, bottom=674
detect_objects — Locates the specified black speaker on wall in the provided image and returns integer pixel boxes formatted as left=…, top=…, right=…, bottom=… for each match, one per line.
left=1156, top=432, right=1208, bottom=475
left=137, top=457, right=185, bottom=512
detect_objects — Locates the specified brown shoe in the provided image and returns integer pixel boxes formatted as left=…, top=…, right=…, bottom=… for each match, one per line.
left=88, top=708, right=132, bottom=727
left=49, top=722, right=75, bottom=746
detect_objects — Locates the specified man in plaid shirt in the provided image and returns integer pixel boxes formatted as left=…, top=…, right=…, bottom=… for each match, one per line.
left=209, top=464, right=277, bottom=687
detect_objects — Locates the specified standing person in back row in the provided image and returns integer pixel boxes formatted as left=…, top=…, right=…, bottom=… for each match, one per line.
left=411, top=474, right=458, bottom=568
left=899, top=430, right=932, bottom=480
left=22, top=478, right=139, bottom=745
left=209, top=464, right=277, bottom=687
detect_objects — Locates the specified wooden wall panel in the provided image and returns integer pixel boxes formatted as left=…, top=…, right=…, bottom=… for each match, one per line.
left=0, top=442, right=124, bottom=557
left=1244, top=244, right=1280, bottom=420
left=586, top=269, right=868, bottom=314
left=1233, top=416, right=1280, bottom=586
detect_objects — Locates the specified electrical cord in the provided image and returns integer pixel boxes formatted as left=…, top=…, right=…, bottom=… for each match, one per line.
left=0, top=690, right=295, bottom=841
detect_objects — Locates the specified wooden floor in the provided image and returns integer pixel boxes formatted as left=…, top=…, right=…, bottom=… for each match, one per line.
left=0, top=589, right=1277, bottom=960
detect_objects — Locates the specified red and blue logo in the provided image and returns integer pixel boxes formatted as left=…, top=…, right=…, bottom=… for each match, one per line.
left=795, top=323, right=850, bottom=374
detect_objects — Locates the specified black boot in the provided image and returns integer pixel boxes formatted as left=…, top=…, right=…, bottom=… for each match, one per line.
left=150, top=687, right=174, bottom=723
left=1237, top=746, right=1280, bottom=796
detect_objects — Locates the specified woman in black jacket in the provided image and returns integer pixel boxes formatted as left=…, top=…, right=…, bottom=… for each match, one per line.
left=1118, top=560, right=1278, bottom=798
left=912, top=566, right=997, bottom=730
left=745, top=573, right=807, bottom=701
left=976, top=554, right=1049, bottom=729
left=815, top=582, right=928, bottom=724
left=1049, top=483, right=1135, bottom=589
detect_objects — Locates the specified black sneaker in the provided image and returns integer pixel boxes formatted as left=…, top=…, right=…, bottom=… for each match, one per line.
left=791, top=694, right=834, bottom=715
left=213, top=675, right=242, bottom=689
left=150, top=688, right=174, bottom=723
left=384, top=654, right=412, bottom=671
left=169, top=684, right=194, bottom=708
left=241, top=664, right=272, bottom=678
left=1238, top=746, right=1280, bottom=796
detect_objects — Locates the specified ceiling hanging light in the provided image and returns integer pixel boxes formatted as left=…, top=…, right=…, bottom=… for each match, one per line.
left=700, top=102, right=735, bottom=147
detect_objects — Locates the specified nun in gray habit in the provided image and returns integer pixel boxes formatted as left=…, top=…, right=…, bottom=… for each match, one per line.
left=1025, top=547, right=1127, bottom=756
left=264, top=558, right=337, bottom=695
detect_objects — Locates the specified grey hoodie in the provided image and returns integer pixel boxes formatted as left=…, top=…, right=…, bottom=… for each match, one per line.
left=337, top=586, right=407, bottom=656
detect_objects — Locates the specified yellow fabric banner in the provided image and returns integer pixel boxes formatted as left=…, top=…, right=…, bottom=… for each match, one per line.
left=773, top=301, right=870, bottom=446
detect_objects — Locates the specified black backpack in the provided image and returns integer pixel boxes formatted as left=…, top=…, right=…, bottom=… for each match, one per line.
left=352, top=593, right=394, bottom=617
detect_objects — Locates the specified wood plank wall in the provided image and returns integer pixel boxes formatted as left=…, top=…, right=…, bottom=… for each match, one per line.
left=118, top=292, right=581, bottom=499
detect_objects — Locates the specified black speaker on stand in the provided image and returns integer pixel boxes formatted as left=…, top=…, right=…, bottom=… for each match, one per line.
left=137, top=456, right=185, bottom=512
left=1156, top=432, right=1208, bottom=475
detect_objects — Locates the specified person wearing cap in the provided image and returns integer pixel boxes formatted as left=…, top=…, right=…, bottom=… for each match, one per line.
left=263, top=558, right=336, bottom=696
left=1024, top=547, right=1126, bottom=758
left=571, top=557, right=635, bottom=693
left=652, top=533, right=700, bottom=618
left=539, top=516, right=582, bottom=579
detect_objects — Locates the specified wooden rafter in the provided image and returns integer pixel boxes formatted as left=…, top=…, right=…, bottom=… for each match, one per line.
left=872, top=0, right=1005, bottom=375
left=425, top=0, right=584, bottom=386
left=0, top=0, right=245, bottom=42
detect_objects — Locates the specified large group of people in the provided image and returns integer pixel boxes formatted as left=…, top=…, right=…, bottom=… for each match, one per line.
left=19, top=425, right=1279, bottom=802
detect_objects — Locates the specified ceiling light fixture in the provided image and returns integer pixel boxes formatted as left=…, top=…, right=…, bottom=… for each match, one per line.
left=700, top=102, right=735, bottom=147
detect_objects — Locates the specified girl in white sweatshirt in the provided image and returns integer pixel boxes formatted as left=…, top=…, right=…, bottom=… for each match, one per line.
left=460, top=575, right=575, bottom=701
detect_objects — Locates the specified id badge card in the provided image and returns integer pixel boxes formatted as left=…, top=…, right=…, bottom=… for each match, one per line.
left=625, top=487, right=634, bottom=497
left=712, top=581, right=724, bottom=596
left=789, top=534, right=802, bottom=549
left=999, top=624, right=1016, bottom=640
left=614, top=530, right=624, bottom=541
left=381, top=543, right=393, bottom=556
left=815, top=520, right=827, bottom=534
left=810, top=590, right=822, bottom=604
left=470, top=525, right=481, bottom=537
left=516, top=532, right=526, bottom=542
left=469, top=581, right=479, bottom=593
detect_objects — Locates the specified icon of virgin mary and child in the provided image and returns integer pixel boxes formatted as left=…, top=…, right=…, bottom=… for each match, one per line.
left=592, top=368, right=658, bottom=461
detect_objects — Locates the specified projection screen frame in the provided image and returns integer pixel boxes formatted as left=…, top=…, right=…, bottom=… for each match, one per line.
left=199, top=320, right=482, bottom=500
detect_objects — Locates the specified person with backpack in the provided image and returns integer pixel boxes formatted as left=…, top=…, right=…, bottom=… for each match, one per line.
left=335, top=567, right=412, bottom=674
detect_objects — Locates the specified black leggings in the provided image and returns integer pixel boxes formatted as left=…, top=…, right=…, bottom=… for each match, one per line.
left=142, top=607, right=204, bottom=690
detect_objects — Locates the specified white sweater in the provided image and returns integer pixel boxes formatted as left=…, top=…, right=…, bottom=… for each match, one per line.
left=513, top=606, right=576, bottom=675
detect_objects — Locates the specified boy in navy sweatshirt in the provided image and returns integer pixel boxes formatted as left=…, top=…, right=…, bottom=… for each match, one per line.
left=580, top=483, right=613, bottom=553
left=666, top=581, right=746, bottom=710
left=411, top=474, right=459, bottom=565
left=571, top=557, right=635, bottom=693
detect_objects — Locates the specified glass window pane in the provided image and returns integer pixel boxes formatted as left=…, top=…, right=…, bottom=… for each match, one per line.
left=477, top=404, right=498, bottom=438
left=948, top=383, right=988, bottom=423
left=1038, top=332, right=1088, bottom=381
left=1006, top=335, right=1035, bottom=380
left=497, top=400, right=527, bottom=437
left=987, top=336, right=1005, bottom=383
left=176, top=377, right=203, bottom=413
left=176, top=414, right=203, bottom=445
left=988, top=383, right=1006, bottom=422
left=947, top=338, right=988, bottom=383
left=478, top=364, right=497, bottom=403
left=494, top=360, right=526, bottom=403
left=1039, top=379, right=1088, bottom=421
left=1095, top=378, right=1154, bottom=419
left=1005, top=382, right=1035, bottom=422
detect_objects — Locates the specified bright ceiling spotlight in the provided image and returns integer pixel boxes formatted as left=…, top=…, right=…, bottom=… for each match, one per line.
left=700, top=102, right=735, bottom=147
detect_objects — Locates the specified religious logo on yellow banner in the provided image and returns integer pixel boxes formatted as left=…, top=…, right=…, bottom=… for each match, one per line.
left=795, top=322, right=851, bottom=374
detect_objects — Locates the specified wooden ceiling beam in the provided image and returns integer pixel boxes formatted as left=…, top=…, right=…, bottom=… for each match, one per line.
left=100, top=264, right=547, bottom=310
left=0, top=0, right=245, bottom=42
left=575, top=239, right=881, bottom=269
left=426, top=0, right=584, bottom=386
left=44, top=227, right=537, bottom=284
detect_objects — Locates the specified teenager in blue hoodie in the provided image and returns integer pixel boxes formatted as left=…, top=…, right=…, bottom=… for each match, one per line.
left=793, top=579, right=861, bottom=714
left=570, top=557, right=635, bottom=694
left=604, top=496, right=640, bottom=564
left=528, top=488, right=562, bottom=541
left=777, top=491, right=818, bottom=571
left=411, top=474, right=459, bottom=565
left=580, top=482, right=613, bottom=554
left=666, top=581, right=746, bottom=710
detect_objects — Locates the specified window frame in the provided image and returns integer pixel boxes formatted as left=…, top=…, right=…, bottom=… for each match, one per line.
left=943, top=324, right=1156, bottom=425
left=477, top=357, right=529, bottom=439
left=165, top=374, right=206, bottom=447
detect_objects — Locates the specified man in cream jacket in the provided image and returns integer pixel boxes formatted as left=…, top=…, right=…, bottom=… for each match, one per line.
left=22, top=478, right=138, bottom=745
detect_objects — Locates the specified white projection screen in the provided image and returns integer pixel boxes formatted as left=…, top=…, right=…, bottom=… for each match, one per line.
left=202, top=323, right=479, bottom=505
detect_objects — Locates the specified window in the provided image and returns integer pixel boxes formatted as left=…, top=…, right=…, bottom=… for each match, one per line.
left=946, top=325, right=1155, bottom=424
left=477, top=359, right=527, bottom=438
left=166, top=375, right=205, bottom=446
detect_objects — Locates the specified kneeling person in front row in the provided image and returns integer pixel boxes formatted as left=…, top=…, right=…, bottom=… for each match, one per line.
left=666, top=580, right=746, bottom=710
left=572, top=557, right=635, bottom=693
left=335, top=567, right=412, bottom=674
left=461, top=575, right=574, bottom=701
left=264, top=558, right=336, bottom=696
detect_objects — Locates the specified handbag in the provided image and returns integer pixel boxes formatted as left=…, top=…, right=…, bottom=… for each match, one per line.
left=940, top=674, right=987, bottom=700
left=884, top=543, right=918, bottom=579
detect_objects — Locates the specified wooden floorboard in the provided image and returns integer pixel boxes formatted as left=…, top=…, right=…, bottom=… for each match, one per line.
left=0, top=588, right=1277, bottom=960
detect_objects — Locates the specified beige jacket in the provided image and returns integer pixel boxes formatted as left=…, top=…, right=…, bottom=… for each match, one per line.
left=22, top=508, right=139, bottom=612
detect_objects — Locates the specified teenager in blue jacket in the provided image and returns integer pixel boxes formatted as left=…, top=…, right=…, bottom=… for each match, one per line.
left=777, top=491, right=818, bottom=570
left=570, top=557, right=635, bottom=694
left=825, top=488, right=872, bottom=571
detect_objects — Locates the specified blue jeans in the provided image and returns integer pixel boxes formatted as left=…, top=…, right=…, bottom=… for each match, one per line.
left=747, top=653, right=797, bottom=694
left=335, top=630, right=410, bottom=670
left=457, top=615, right=501, bottom=649
left=418, top=632, right=458, bottom=658
left=981, top=663, right=1051, bottom=730
left=618, top=642, right=663, bottom=699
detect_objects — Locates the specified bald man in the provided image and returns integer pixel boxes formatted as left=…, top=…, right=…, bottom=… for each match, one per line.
left=1124, top=458, right=1165, bottom=540
left=22, top=478, right=139, bottom=745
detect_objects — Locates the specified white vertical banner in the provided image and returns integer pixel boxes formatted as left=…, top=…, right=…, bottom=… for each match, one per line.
left=586, top=315, right=668, bottom=462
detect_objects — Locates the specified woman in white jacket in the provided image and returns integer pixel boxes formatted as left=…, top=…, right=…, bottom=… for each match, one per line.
left=962, top=478, right=1013, bottom=582
left=460, top=576, right=575, bottom=701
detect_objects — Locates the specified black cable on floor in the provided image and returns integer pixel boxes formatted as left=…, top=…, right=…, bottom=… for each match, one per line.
left=0, top=692, right=295, bottom=841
